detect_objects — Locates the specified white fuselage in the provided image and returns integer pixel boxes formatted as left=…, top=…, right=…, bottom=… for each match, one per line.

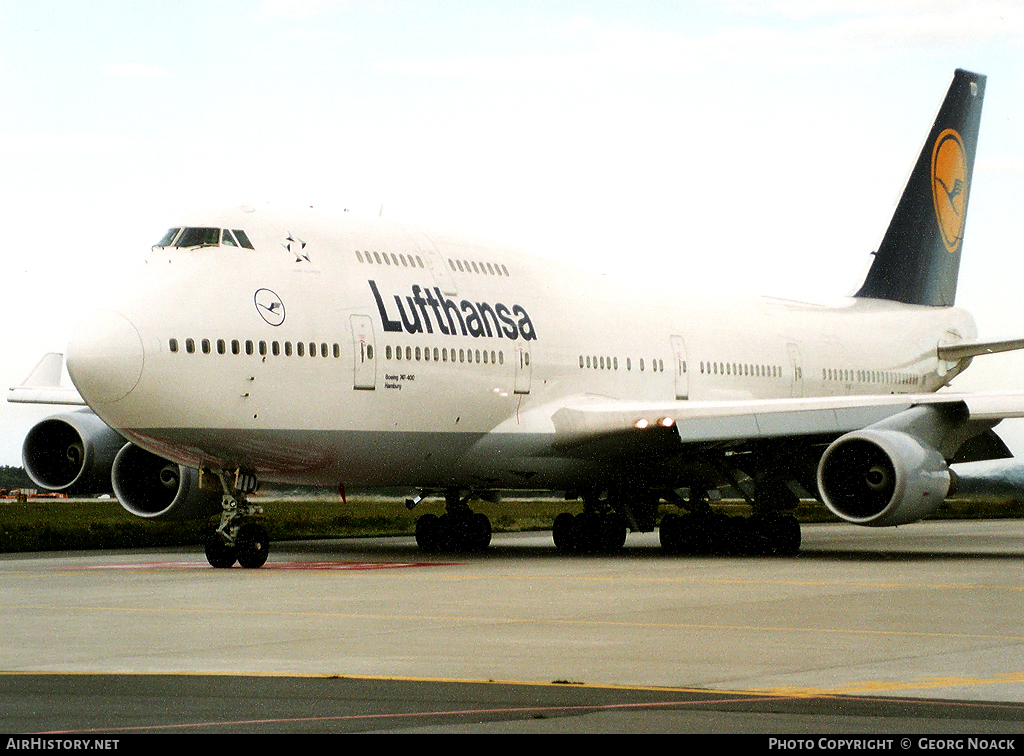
left=65, top=206, right=977, bottom=491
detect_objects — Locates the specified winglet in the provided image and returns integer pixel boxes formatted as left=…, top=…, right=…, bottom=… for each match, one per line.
left=855, top=69, right=986, bottom=307
left=8, top=353, right=86, bottom=405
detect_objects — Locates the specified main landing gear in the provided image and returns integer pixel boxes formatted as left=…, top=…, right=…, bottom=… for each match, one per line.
left=552, top=491, right=631, bottom=555
left=203, top=468, right=270, bottom=569
left=658, top=487, right=801, bottom=556
left=547, top=484, right=802, bottom=557
left=412, top=489, right=492, bottom=553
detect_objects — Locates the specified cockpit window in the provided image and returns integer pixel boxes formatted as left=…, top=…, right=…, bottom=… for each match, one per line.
left=156, top=228, right=181, bottom=247
left=232, top=229, right=255, bottom=249
left=157, top=227, right=257, bottom=249
left=176, top=227, right=221, bottom=247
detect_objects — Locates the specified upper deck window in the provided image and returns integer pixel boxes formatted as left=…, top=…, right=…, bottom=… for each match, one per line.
left=155, top=227, right=256, bottom=250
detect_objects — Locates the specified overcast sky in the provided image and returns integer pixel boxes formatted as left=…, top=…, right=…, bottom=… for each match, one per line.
left=2, top=1, right=1024, bottom=466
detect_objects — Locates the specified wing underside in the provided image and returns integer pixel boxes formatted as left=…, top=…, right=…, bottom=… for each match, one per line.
left=544, top=391, right=1024, bottom=461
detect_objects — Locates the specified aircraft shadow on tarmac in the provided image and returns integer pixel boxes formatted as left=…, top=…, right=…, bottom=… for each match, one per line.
left=277, top=530, right=1024, bottom=564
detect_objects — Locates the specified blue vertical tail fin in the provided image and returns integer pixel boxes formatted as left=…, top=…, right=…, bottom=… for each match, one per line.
left=855, top=69, right=985, bottom=307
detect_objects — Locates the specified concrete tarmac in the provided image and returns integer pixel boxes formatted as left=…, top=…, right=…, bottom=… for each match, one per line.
left=2, top=520, right=1024, bottom=733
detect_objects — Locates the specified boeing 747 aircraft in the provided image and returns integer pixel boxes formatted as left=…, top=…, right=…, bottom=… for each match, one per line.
left=12, top=69, right=1024, bottom=568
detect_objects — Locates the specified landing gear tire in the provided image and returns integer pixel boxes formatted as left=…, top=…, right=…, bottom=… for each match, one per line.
left=236, top=523, right=270, bottom=568
left=415, top=513, right=441, bottom=552
left=750, top=514, right=801, bottom=556
left=468, top=512, right=492, bottom=552
left=660, top=512, right=801, bottom=556
left=659, top=513, right=682, bottom=553
left=660, top=513, right=719, bottom=554
left=415, top=512, right=492, bottom=553
left=205, top=533, right=238, bottom=568
left=552, top=512, right=627, bottom=554
left=598, top=513, right=628, bottom=552
left=552, top=513, right=577, bottom=552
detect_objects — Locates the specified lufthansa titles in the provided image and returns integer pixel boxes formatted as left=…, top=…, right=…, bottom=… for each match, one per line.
left=370, top=280, right=537, bottom=340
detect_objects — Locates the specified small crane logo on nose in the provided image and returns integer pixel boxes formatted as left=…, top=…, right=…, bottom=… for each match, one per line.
left=254, top=288, right=286, bottom=326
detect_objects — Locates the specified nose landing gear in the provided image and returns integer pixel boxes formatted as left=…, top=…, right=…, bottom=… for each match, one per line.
left=202, top=467, right=269, bottom=569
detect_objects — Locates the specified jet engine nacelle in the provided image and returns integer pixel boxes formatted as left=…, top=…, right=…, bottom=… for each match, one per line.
left=817, top=429, right=951, bottom=527
left=22, top=410, right=124, bottom=494
left=111, top=443, right=222, bottom=521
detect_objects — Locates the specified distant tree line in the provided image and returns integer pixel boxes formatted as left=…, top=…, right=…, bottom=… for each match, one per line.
left=0, top=466, right=32, bottom=490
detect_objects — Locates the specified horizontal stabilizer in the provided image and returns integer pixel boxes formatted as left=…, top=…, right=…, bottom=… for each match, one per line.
left=8, top=353, right=86, bottom=406
left=937, top=338, right=1024, bottom=361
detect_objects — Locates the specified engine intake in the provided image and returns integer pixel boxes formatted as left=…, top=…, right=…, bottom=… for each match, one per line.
left=817, top=429, right=951, bottom=527
left=22, top=410, right=124, bottom=494
left=111, top=443, right=221, bottom=520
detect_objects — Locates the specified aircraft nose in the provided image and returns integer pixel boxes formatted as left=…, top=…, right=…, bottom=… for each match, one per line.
left=66, top=309, right=145, bottom=404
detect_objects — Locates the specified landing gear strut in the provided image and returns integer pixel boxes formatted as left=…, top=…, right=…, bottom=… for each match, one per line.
left=414, top=489, right=492, bottom=553
left=203, top=468, right=269, bottom=568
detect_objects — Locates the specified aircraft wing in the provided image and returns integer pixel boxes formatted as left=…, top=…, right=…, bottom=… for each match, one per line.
left=7, top=353, right=86, bottom=406
left=543, top=391, right=1024, bottom=459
